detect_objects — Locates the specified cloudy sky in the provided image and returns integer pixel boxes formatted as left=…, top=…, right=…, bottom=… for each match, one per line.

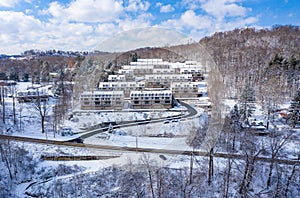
left=0, top=0, right=299, bottom=54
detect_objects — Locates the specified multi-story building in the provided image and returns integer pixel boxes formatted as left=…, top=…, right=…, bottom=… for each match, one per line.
left=80, top=91, right=124, bottom=110
left=130, top=90, right=173, bottom=109
left=145, top=74, right=193, bottom=88
left=80, top=58, right=208, bottom=110
left=98, top=81, right=145, bottom=97
left=107, top=75, right=126, bottom=82
left=170, top=82, right=199, bottom=98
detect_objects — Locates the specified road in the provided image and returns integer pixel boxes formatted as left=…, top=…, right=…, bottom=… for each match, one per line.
left=0, top=134, right=299, bottom=165
left=79, top=101, right=198, bottom=139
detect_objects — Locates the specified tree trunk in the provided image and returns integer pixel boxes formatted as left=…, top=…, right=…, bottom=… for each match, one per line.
left=2, top=86, right=5, bottom=124
left=244, top=158, right=255, bottom=196
left=285, top=164, right=296, bottom=196
left=0, top=143, right=13, bottom=182
left=189, top=152, right=193, bottom=184
left=239, top=155, right=249, bottom=194
left=13, top=95, right=16, bottom=125
left=267, top=160, right=274, bottom=188
left=224, top=159, right=232, bottom=198
left=208, top=148, right=214, bottom=185
left=41, top=115, right=45, bottom=133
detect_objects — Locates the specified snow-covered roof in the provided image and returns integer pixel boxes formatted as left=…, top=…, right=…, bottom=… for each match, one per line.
left=81, top=91, right=124, bottom=96
left=130, top=89, right=172, bottom=96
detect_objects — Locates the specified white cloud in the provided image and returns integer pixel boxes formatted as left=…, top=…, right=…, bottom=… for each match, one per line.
left=160, top=7, right=258, bottom=41
left=0, top=0, right=260, bottom=54
left=181, top=10, right=212, bottom=28
left=160, top=4, right=175, bottom=13
left=160, top=10, right=212, bottom=33
left=126, top=0, right=150, bottom=12
left=42, top=0, right=124, bottom=23
left=117, top=13, right=152, bottom=31
left=0, top=0, right=20, bottom=7
left=201, top=0, right=248, bottom=20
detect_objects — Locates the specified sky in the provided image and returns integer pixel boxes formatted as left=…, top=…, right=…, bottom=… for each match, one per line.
left=0, top=0, right=299, bottom=54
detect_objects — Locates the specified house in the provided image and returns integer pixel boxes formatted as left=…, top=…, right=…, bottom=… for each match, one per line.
left=17, top=87, right=49, bottom=102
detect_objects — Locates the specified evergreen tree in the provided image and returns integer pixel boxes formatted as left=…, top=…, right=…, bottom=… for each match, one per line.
left=289, top=89, right=300, bottom=128
left=239, top=84, right=256, bottom=125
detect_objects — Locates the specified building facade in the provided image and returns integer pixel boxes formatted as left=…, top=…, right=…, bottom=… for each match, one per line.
left=80, top=91, right=124, bottom=110
left=130, top=90, right=173, bottom=109
left=98, top=81, right=145, bottom=97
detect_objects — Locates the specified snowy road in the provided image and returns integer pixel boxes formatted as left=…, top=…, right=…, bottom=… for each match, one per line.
left=1, top=134, right=299, bottom=166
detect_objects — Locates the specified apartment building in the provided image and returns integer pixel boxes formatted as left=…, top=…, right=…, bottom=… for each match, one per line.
left=107, top=75, right=126, bottom=82
left=80, top=91, right=124, bottom=110
left=98, top=81, right=145, bottom=97
left=130, top=90, right=173, bottom=109
left=145, top=74, right=193, bottom=87
left=170, top=82, right=199, bottom=98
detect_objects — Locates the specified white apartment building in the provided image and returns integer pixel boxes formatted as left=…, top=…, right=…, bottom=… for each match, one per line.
left=145, top=74, right=193, bottom=87
left=130, top=89, right=173, bottom=109
left=107, top=75, right=126, bottom=82
left=170, top=82, right=199, bottom=98
left=80, top=91, right=124, bottom=110
left=98, top=81, right=145, bottom=97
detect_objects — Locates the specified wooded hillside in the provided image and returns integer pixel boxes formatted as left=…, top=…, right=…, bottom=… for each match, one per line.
left=199, top=25, right=300, bottom=99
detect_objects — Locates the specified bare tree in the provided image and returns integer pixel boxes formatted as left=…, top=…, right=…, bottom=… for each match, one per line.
left=1, top=85, right=5, bottom=124
left=32, top=88, right=50, bottom=134
left=239, top=130, right=262, bottom=196
left=186, top=114, right=208, bottom=184
left=141, top=154, right=155, bottom=198
left=266, top=130, right=292, bottom=188
left=285, top=156, right=299, bottom=196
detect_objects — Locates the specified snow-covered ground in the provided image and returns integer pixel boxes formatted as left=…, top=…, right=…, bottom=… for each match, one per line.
left=1, top=82, right=299, bottom=197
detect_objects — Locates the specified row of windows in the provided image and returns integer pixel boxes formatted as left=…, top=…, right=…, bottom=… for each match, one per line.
left=130, top=93, right=172, bottom=97
left=100, top=84, right=145, bottom=87
left=146, top=76, right=192, bottom=80
left=132, top=100, right=171, bottom=105
left=132, top=97, right=171, bottom=100
left=81, top=94, right=123, bottom=98
left=83, top=101, right=122, bottom=106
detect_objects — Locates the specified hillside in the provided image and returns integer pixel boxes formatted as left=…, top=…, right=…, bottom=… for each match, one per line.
left=199, top=25, right=300, bottom=99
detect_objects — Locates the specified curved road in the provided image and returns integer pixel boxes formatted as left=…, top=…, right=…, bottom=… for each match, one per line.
left=79, top=101, right=198, bottom=139
left=0, top=134, right=299, bottom=166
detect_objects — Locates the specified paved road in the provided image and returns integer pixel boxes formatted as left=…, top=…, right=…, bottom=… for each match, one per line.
left=79, top=101, right=198, bottom=139
left=0, top=134, right=299, bottom=165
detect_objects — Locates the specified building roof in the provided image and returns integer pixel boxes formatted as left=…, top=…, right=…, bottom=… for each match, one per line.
left=130, top=89, right=172, bottom=95
left=81, top=91, right=124, bottom=96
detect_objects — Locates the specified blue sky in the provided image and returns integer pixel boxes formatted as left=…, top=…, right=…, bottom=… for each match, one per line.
left=0, top=0, right=299, bottom=54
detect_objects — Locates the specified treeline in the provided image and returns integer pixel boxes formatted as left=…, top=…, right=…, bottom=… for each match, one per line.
left=199, top=25, right=300, bottom=99
left=22, top=49, right=89, bottom=57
